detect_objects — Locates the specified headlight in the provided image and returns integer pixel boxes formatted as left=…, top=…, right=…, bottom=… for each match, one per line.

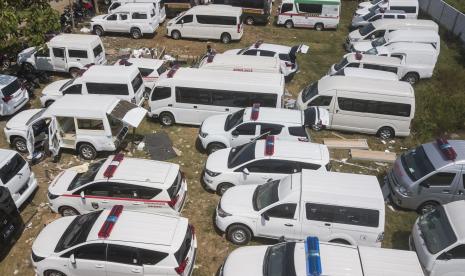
left=48, top=191, right=59, bottom=200
left=31, top=251, right=45, bottom=262
left=205, top=168, right=220, bottom=177
left=398, top=185, right=412, bottom=197
left=217, top=203, right=232, bottom=218
left=199, top=131, right=208, bottom=138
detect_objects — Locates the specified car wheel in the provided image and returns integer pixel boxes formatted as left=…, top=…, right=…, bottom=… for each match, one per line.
left=78, top=143, right=97, bottom=160
left=217, top=182, right=234, bottom=196
left=227, top=224, right=252, bottom=245
left=45, top=270, right=67, bottom=276
left=13, top=137, right=28, bottom=153
left=418, top=201, right=439, bottom=214
left=159, top=112, right=175, bottom=126
left=221, top=33, right=231, bottom=44
left=403, top=72, right=419, bottom=85
left=285, top=20, right=294, bottom=29
left=245, top=16, right=254, bottom=25
left=329, top=239, right=351, bottom=245
left=131, top=28, right=142, bottom=39
left=377, top=127, right=395, bottom=140
left=94, top=26, right=104, bottom=36
left=45, top=100, right=54, bottom=108
left=315, top=23, right=324, bottom=31
left=23, top=62, right=35, bottom=73
left=312, top=124, right=323, bottom=131
left=69, top=67, right=80, bottom=78
left=171, top=30, right=181, bottom=40
left=207, top=142, right=226, bottom=155
left=59, top=206, right=80, bottom=217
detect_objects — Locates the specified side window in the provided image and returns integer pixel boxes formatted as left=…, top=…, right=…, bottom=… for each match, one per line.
left=68, top=50, right=88, bottom=59
left=371, top=30, right=385, bottom=38
left=422, top=172, right=456, bottom=187
left=63, top=84, right=82, bottom=95
left=383, top=15, right=395, bottom=19
left=137, top=187, right=162, bottom=199
left=346, top=63, right=359, bottom=68
left=445, top=245, right=465, bottom=259
left=288, top=126, right=308, bottom=137
left=306, top=203, right=335, bottom=222
left=86, top=83, right=129, bottom=96
left=259, top=123, right=283, bottom=135
left=107, top=244, right=140, bottom=266
left=243, top=49, right=258, bottom=56
left=119, top=14, right=128, bottom=21
left=369, top=14, right=382, bottom=21
left=309, top=96, right=332, bottom=107
left=74, top=244, right=107, bottom=261
left=390, top=54, right=403, bottom=60
left=139, top=248, right=169, bottom=265
left=110, top=183, right=139, bottom=199
left=398, top=15, right=406, bottom=19
left=107, top=14, right=117, bottom=21
left=264, top=203, right=297, bottom=219
left=177, top=14, right=193, bottom=24
left=151, top=87, right=171, bottom=101
left=132, top=12, right=148, bottom=20
left=280, top=3, right=294, bottom=13
left=298, top=3, right=322, bottom=13
left=299, top=162, right=322, bottom=171
left=242, top=160, right=267, bottom=173
left=77, top=119, right=104, bottom=131
left=267, top=160, right=298, bottom=174
left=36, top=48, right=50, bottom=57
left=234, top=123, right=257, bottom=135
left=175, top=87, right=211, bottom=105
left=52, top=48, right=65, bottom=58
left=211, top=91, right=235, bottom=107
left=380, top=65, right=398, bottom=74
left=138, top=67, right=154, bottom=77
left=338, top=97, right=411, bottom=117
left=259, top=50, right=275, bottom=57
left=78, top=183, right=113, bottom=197
left=332, top=205, right=380, bottom=227
left=196, top=15, right=236, bottom=25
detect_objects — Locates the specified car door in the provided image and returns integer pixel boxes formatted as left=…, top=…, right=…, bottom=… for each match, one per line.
left=65, top=243, right=107, bottom=276
left=235, top=159, right=297, bottom=185
left=176, top=14, right=194, bottom=37
left=106, top=244, right=144, bottom=276
left=34, top=48, right=54, bottom=71
left=48, top=117, right=62, bottom=158
left=453, top=169, right=465, bottom=202
left=418, top=171, right=458, bottom=205
left=433, top=244, right=465, bottom=276
left=105, top=13, right=118, bottom=31
left=300, top=202, right=333, bottom=241
left=230, top=123, right=259, bottom=147
left=116, top=13, right=130, bottom=32
left=75, top=182, right=115, bottom=212
left=256, top=203, right=298, bottom=240
left=51, top=47, right=67, bottom=72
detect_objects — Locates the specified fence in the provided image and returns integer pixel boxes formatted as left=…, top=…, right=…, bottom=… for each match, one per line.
left=419, top=0, right=465, bottom=44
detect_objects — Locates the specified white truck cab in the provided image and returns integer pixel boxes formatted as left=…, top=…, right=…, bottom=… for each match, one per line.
left=4, top=95, right=147, bottom=160
left=0, top=75, right=29, bottom=116
left=198, top=105, right=329, bottom=153
left=17, top=34, right=106, bottom=78
left=216, top=170, right=385, bottom=246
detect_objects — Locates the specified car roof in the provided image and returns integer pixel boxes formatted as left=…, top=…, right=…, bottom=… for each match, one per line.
left=188, top=4, right=242, bottom=15
left=0, top=149, right=18, bottom=165
left=116, top=58, right=165, bottom=69
left=341, top=67, right=398, bottom=81
left=444, top=201, right=465, bottom=242
left=255, top=139, right=328, bottom=162
left=0, top=74, right=17, bottom=88
left=345, top=52, right=402, bottom=65
left=49, top=34, right=101, bottom=47
left=82, top=65, right=138, bottom=82
left=422, top=140, right=465, bottom=169
left=372, top=19, right=437, bottom=29
left=43, top=95, right=118, bottom=117
left=243, top=107, right=302, bottom=125
left=385, top=42, right=437, bottom=52
left=300, top=170, right=385, bottom=211
left=248, top=43, right=292, bottom=54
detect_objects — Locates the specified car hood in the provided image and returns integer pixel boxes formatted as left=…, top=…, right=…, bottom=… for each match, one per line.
left=91, top=14, right=107, bottom=22
left=48, top=169, right=79, bottom=195
left=42, top=79, right=69, bottom=96
left=352, top=16, right=364, bottom=25
left=220, top=185, right=257, bottom=215
left=348, top=29, right=363, bottom=41
left=352, top=41, right=373, bottom=52
left=201, top=114, right=229, bottom=136
left=17, top=47, right=36, bottom=62
left=6, top=108, right=42, bottom=130
left=222, top=246, right=268, bottom=276
left=32, top=216, right=76, bottom=258
left=205, top=148, right=231, bottom=173
left=222, top=49, right=241, bottom=55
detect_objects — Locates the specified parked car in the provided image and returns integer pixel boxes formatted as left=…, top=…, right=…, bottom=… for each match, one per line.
left=355, top=0, right=418, bottom=19
left=351, top=9, right=407, bottom=30
left=0, top=75, right=29, bottom=117
left=277, top=0, right=341, bottom=30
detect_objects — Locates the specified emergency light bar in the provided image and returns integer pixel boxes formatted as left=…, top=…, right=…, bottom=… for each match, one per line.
left=355, top=52, right=363, bottom=60
left=265, top=136, right=275, bottom=156
left=305, top=236, right=322, bottom=276
left=98, top=205, right=123, bottom=238
left=167, top=66, right=179, bottom=78
left=251, top=103, right=260, bottom=121
left=437, top=138, right=457, bottom=160
left=113, top=153, right=124, bottom=162
left=103, top=154, right=125, bottom=178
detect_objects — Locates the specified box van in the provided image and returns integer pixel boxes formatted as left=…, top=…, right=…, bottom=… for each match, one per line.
left=166, top=5, right=243, bottom=44
left=4, top=95, right=147, bottom=160
left=148, top=67, right=285, bottom=126
left=17, top=34, right=106, bottom=78
left=39, top=65, right=146, bottom=107
left=328, top=67, right=399, bottom=81
left=114, top=57, right=169, bottom=89
left=91, top=3, right=159, bottom=39
left=197, top=53, right=282, bottom=75
left=215, top=170, right=385, bottom=246
left=383, top=138, right=465, bottom=213
left=351, top=9, right=407, bottom=29
left=411, top=201, right=465, bottom=276
left=212, top=0, right=272, bottom=25
left=355, top=0, right=419, bottom=19
left=296, top=76, right=415, bottom=139
left=346, top=19, right=438, bottom=50
left=0, top=75, right=29, bottom=117
left=352, top=29, right=440, bottom=53
left=277, top=0, right=341, bottom=30
left=108, top=0, right=166, bottom=23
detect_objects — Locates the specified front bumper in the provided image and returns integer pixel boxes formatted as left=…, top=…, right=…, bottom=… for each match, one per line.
left=14, top=172, right=38, bottom=208
left=202, top=171, right=219, bottom=191
left=383, top=174, right=417, bottom=210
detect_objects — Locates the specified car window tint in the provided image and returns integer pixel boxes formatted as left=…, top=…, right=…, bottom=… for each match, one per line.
left=0, top=154, right=26, bottom=184
left=63, top=84, right=82, bottom=95
left=138, top=67, right=154, bottom=77
left=139, top=248, right=169, bottom=265
left=52, top=48, right=65, bottom=58
left=107, top=244, right=140, bottom=265
left=259, top=123, right=283, bottom=135
left=265, top=203, right=297, bottom=219
left=243, top=49, right=258, bottom=56
left=77, top=119, right=104, bottom=131
left=259, top=50, right=275, bottom=57
left=280, top=3, right=293, bottom=13
left=309, top=96, right=332, bottom=106
left=422, top=172, right=456, bottom=187
left=151, top=87, right=171, bottom=101
left=132, top=12, right=148, bottom=19
left=74, top=243, right=107, bottom=261
left=80, top=183, right=113, bottom=197
left=235, top=123, right=257, bottom=135
left=306, top=203, right=379, bottom=227
left=447, top=245, right=465, bottom=259
left=177, top=14, right=193, bottom=24
left=68, top=50, right=88, bottom=59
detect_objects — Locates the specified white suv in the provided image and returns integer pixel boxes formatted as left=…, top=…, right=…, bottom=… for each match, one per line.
left=31, top=206, right=197, bottom=276
left=198, top=105, right=329, bottom=154
left=0, top=75, right=29, bottom=116
left=203, top=136, right=330, bottom=195
left=48, top=154, right=187, bottom=216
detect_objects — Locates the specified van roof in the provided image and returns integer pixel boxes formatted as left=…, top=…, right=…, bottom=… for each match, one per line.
left=49, top=34, right=101, bottom=47
left=386, top=29, right=439, bottom=41
left=188, top=4, right=242, bottom=16
left=202, top=54, right=280, bottom=69
left=444, top=201, right=465, bottom=241
left=340, top=68, right=399, bottom=81
left=385, top=42, right=438, bottom=52
left=300, top=170, right=385, bottom=210
left=82, top=65, right=138, bottom=82
left=255, top=139, right=328, bottom=163
left=345, top=53, right=402, bottom=66
left=318, top=76, right=414, bottom=97
left=372, top=19, right=438, bottom=29
left=44, top=95, right=118, bottom=117
left=243, top=107, right=302, bottom=124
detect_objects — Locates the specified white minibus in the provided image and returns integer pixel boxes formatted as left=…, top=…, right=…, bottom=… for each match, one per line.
left=197, top=53, right=282, bottom=74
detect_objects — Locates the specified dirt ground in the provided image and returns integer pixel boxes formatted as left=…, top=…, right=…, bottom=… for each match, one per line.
left=0, top=1, right=463, bottom=276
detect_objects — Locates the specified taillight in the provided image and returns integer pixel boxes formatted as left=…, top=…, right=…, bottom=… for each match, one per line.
left=237, top=23, right=241, bottom=33
left=175, top=257, right=189, bottom=275
left=2, top=95, right=12, bottom=103
left=298, top=137, right=309, bottom=142
left=285, top=62, right=294, bottom=68
left=168, top=194, right=179, bottom=208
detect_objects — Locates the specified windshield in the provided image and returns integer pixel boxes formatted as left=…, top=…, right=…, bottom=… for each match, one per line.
left=418, top=206, right=457, bottom=254
left=253, top=180, right=280, bottom=211
left=227, top=142, right=255, bottom=169
left=302, top=82, right=318, bottom=103
left=1, top=79, right=21, bottom=97
left=68, top=159, right=106, bottom=191
left=54, top=211, right=102, bottom=252
left=401, top=146, right=435, bottom=181
left=372, top=37, right=386, bottom=47
left=334, top=57, right=349, bottom=72
left=362, top=11, right=376, bottom=20
left=26, top=109, right=47, bottom=125
left=264, top=242, right=297, bottom=276
left=224, top=109, right=245, bottom=131
left=359, top=23, right=375, bottom=36
left=60, top=79, right=75, bottom=92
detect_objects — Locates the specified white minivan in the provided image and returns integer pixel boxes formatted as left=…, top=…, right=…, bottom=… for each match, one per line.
left=0, top=75, right=29, bottom=116
left=108, top=0, right=166, bottom=23
left=17, top=34, right=106, bottom=78
left=148, top=67, right=285, bottom=126
left=4, top=95, right=147, bottom=160
left=277, top=0, right=341, bottom=30
left=39, top=65, right=147, bottom=107
left=197, top=53, right=282, bottom=75
left=355, top=0, right=419, bottom=19
left=166, top=5, right=243, bottom=44
left=296, top=76, right=415, bottom=139
left=215, top=170, right=385, bottom=246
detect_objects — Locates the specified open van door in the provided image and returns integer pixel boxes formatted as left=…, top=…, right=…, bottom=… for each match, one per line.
left=108, top=100, right=147, bottom=128
left=25, top=126, right=35, bottom=160
left=303, top=107, right=330, bottom=130
left=48, top=117, right=61, bottom=158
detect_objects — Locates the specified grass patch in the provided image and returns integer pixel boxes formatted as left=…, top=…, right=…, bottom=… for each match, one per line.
left=444, top=0, right=465, bottom=13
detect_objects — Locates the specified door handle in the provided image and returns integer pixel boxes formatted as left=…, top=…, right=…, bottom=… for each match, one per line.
left=168, top=104, right=173, bottom=107
left=76, top=58, right=80, bottom=61
left=101, top=200, right=109, bottom=203
left=193, top=106, right=198, bottom=109
left=95, top=264, right=104, bottom=268
left=132, top=202, right=143, bottom=205
left=284, top=223, right=294, bottom=227
left=442, top=190, right=451, bottom=194
left=131, top=268, right=141, bottom=273
left=225, top=108, right=230, bottom=111
left=324, top=223, right=331, bottom=226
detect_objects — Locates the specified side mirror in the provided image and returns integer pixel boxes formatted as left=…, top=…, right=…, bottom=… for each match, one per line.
left=70, top=254, right=76, bottom=264
left=181, top=19, right=184, bottom=24
left=231, top=130, right=239, bottom=137
left=261, top=213, right=270, bottom=221
left=242, top=168, right=250, bottom=175
left=420, top=182, right=430, bottom=189
left=80, top=191, right=85, bottom=199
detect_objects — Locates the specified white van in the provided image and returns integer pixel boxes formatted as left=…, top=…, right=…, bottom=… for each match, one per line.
left=355, top=0, right=419, bottom=19
left=17, top=34, right=106, bottom=78
left=148, top=67, right=285, bottom=126
left=0, top=75, right=29, bottom=116
left=215, top=170, right=385, bottom=246
left=328, top=67, right=399, bottom=81
left=4, top=95, right=147, bottom=160
left=166, top=5, right=243, bottom=44
left=351, top=9, right=407, bottom=30
left=346, top=19, right=438, bottom=50
left=39, top=65, right=146, bottom=107
left=296, top=76, right=415, bottom=139
left=197, top=53, right=282, bottom=75
left=108, top=0, right=166, bottom=23
left=91, top=3, right=159, bottom=39
left=277, top=0, right=341, bottom=30
left=351, top=29, right=440, bottom=53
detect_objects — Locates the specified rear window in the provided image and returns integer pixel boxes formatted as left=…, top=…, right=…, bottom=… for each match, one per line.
left=68, top=49, right=88, bottom=59
left=174, top=226, right=193, bottom=264
left=93, top=44, right=103, bottom=58
left=1, top=79, right=21, bottom=97
left=306, top=203, right=380, bottom=228
left=167, top=171, right=182, bottom=200
left=131, top=74, right=144, bottom=93
left=0, top=154, right=26, bottom=184
left=86, top=83, right=129, bottom=95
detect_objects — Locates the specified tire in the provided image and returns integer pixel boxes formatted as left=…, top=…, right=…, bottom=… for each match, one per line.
left=245, top=16, right=254, bottom=25
left=285, top=20, right=294, bottom=29
left=220, top=33, right=231, bottom=44
left=78, top=143, right=97, bottom=160
left=403, top=72, right=419, bottom=85
left=94, top=25, right=104, bottom=36
left=171, top=30, right=181, bottom=40
left=45, top=270, right=67, bottom=276
left=207, top=142, right=226, bottom=155
left=23, top=62, right=35, bottom=73
left=217, top=182, right=234, bottom=196
left=227, top=224, right=252, bottom=245
left=330, top=239, right=351, bottom=245
left=44, top=100, right=54, bottom=108
left=131, top=28, right=142, bottom=39
left=418, top=201, right=439, bottom=214
left=377, top=126, right=395, bottom=140
left=12, top=137, right=28, bottom=153
left=58, top=206, right=80, bottom=217
left=69, top=67, right=80, bottom=78
left=312, top=124, right=323, bottom=131
left=315, top=23, right=324, bottom=31
left=159, top=112, right=175, bottom=126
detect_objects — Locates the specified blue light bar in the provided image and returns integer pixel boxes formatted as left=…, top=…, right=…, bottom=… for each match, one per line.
left=305, top=236, right=322, bottom=276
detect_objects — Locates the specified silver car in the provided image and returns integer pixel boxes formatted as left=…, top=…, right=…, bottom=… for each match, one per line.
left=351, top=9, right=406, bottom=30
